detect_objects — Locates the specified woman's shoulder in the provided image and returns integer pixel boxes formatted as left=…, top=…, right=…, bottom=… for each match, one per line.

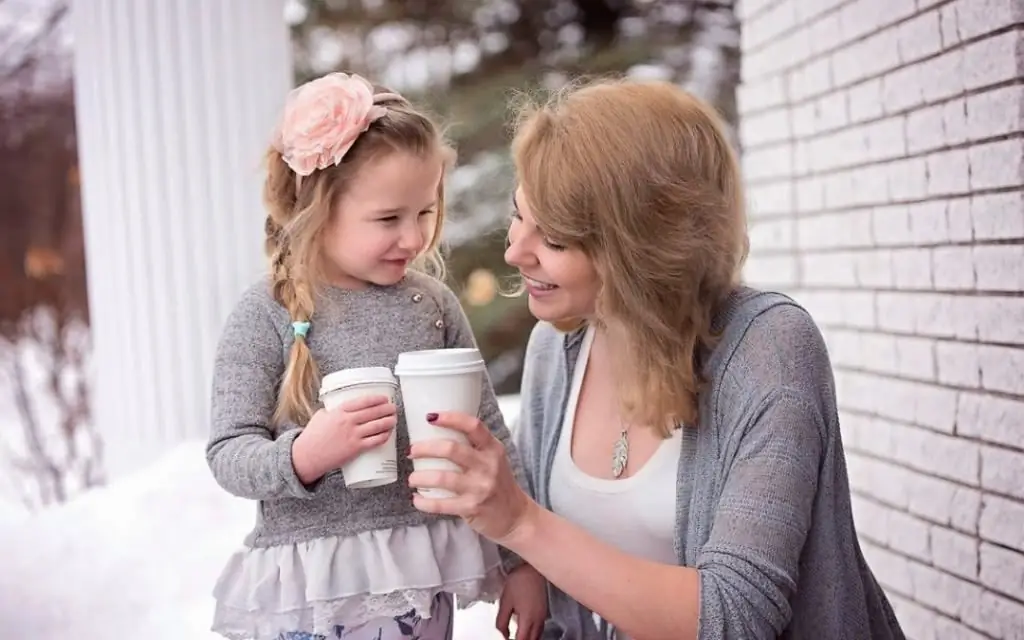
left=711, top=288, right=833, bottom=412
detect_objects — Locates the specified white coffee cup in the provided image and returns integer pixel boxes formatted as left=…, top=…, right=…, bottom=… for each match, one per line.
left=319, top=366, right=399, bottom=489
left=393, top=348, right=485, bottom=499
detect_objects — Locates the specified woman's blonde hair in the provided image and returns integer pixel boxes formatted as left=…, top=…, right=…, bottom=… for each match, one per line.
left=265, top=84, right=453, bottom=427
left=510, top=77, right=748, bottom=435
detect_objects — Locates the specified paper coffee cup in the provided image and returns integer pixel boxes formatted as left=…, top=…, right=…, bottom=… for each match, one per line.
left=394, top=348, right=485, bottom=499
left=319, top=366, right=399, bottom=489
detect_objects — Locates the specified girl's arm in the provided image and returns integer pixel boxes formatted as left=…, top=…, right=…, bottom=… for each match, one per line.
left=206, top=285, right=322, bottom=501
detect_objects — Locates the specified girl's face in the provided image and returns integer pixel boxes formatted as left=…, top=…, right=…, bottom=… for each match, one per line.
left=504, top=187, right=601, bottom=323
left=321, top=150, right=443, bottom=289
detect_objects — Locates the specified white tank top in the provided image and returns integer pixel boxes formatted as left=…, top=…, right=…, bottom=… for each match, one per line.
left=549, top=326, right=681, bottom=565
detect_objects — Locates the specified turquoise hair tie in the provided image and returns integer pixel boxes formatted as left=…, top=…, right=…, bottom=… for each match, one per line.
left=292, top=321, right=311, bottom=339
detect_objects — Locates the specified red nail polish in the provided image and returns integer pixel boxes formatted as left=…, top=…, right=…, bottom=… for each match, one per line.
left=426, top=413, right=438, bottom=423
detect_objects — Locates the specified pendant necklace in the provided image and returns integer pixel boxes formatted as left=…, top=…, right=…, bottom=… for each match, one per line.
left=611, top=423, right=630, bottom=478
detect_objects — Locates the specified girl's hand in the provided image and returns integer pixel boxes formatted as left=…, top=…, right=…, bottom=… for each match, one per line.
left=292, top=395, right=396, bottom=484
left=407, top=411, right=536, bottom=545
left=496, top=564, right=548, bottom=640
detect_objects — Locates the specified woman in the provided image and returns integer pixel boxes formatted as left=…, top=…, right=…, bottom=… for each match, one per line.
left=407, top=78, right=905, bottom=640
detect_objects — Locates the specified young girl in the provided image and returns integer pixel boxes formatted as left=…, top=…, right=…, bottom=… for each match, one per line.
left=206, top=73, right=546, bottom=640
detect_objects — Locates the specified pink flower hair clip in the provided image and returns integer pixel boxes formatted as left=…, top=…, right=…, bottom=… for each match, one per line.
left=272, top=72, right=402, bottom=179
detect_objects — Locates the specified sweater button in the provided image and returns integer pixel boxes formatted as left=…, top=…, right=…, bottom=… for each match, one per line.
left=434, top=319, right=443, bottom=329
left=412, top=293, right=423, bottom=303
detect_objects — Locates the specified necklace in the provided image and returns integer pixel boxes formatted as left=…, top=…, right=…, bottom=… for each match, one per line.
left=611, top=426, right=630, bottom=478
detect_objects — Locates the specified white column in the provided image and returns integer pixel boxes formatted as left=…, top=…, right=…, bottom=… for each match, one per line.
left=71, top=0, right=293, bottom=477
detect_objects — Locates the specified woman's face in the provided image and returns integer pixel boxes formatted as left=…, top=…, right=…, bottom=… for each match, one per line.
left=504, top=187, right=601, bottom=323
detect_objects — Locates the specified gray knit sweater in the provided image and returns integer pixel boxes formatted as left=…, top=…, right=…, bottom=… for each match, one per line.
left=206, top=271, right=524, bottom=574
left=515, top=288, right=906, bottom=639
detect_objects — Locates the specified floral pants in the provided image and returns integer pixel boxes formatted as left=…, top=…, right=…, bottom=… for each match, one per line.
left=278, top=592, right=453, bottom=640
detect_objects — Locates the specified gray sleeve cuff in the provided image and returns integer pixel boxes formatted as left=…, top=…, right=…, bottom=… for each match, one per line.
left=276, top=428, right=322, bottom=498
left=500, top=546, right=526, bottom=575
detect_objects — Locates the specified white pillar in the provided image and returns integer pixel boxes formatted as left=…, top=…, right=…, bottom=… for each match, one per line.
left=71, top=0, right=293, bottom=477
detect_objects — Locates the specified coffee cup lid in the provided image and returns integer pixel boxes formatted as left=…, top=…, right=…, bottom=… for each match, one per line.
left=320, top=366, right=398, bottom=398
left=393, top=348, right=485, bottom=377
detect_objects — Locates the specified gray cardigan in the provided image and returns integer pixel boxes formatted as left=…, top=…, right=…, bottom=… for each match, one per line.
left=206, top=272, right=524, bottom=572
left=514, top=287, right=906, bottom=639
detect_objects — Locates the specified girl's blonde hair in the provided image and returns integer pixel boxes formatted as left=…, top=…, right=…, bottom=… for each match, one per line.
left=510, top=78, right=748, bottom=435
left=265, top=85, right=453, bottom=426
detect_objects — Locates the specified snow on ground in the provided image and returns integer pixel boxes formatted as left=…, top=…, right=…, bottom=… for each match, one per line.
left=0, top=395, right=524, bottom=639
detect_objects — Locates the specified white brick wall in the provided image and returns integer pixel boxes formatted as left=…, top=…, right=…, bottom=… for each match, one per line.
left=738, top=1, right=1024, bottom=638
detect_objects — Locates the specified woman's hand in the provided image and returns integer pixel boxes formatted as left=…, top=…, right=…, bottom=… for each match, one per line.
left=407, top=411, right=537, bottom=545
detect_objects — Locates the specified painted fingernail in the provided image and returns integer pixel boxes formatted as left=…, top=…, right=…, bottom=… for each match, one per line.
left=426, top=413, right=439, bottom=423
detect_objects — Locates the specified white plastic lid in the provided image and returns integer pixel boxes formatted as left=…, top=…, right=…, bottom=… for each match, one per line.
left=393, top=348, right=485, bottom=377
left=319, top=366, right=398, bottom=398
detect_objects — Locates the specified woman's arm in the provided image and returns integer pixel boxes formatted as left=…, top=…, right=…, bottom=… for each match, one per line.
left=411, top=388, right=824, bottom=640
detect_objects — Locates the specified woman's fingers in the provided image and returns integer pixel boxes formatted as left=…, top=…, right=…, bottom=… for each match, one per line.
left=345, top=400, right=397, bottom=425
left=408, top=438, right=478, bottom=468
left=426, top=412, right=495, bottom=449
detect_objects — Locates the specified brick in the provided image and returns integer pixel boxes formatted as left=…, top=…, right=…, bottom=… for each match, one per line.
left=881, top=65, right=926, bottom=113
left=936, top=341, right=981, bottom=386
left=964, top=30, right=1024, bottom=91
left=972, top=191, right=1024, bottom=241
left=932, top=246, right=976, bottom=290
left=743, top=142, right=794, bottom=181
left=847, top=78, right=884, bottom=123
left=855, top=249, right=894, bottom=287
left=939, top=2, right=962, bottom=47
left=980, top=495, right=1024, bottom=552
left=906, top=472, right=981, bottom=533
left=909, top=200, right=951, bottom=244
left=894, top=335, right=936, bottom=380
left=862, top=541, right=915, bottom=595
left=898, top=9, right=943, bottom=63
left=931, top=526, right=980, bottom=580
left=958, top=391, right=1024, bottom=450
left=885, top=157, right=929, bottom=201
left=794, top=176, right=825, bottom=213
left=807, top=10, right=842, bottom=57
left=863, top=115, right=907, bottom=161
left=813, top=91, right=849, bottom=133
left=968, top=139, right=1024, bottom=191
left=957, top=0, right=1024, bottom=41
left=967, top=85, right=1024, bottom=141
left=748, top=217, right=795, bottom=253
left=906, top=103, right=945, bottom=154
left=887, top=594, right=939, bottom=640
left=800, top=252, right=858, bottom=286
left=892, top=248, right=933, bottom=288
left=926, top=149, right=971, bottom=197
left=740, top=106, right=792, bottom=148
left=747, top=181, right=794, bottom=217
left=973, top=245, right=1024, bottom=292
left=946, top=197, right=973, bottom=242
left=738, top=75, right=788, bottom=114
left=873, top=204, right=913, bottom=246
left=975, top=294, right=1024, bottom=345
left=919, top=48, right=966, bottom=103
left=743, top=255, right=799, bottom=288
left=965, top=590, right=1024, bottom=640
left=982, top=445, right=1024, bottom=500
left=908, top=560, right=984, bottom=620
left=933, top=617, right=990, bottom=640
left=978, top=344, right=1024, bottom=394
left=892, top=422, right=980, bottom=484
left=979, top=543, right=1024, bottom=604
left=942, top=98, right=968, bottom=146
left=788, top=56, right=832, bottom=102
